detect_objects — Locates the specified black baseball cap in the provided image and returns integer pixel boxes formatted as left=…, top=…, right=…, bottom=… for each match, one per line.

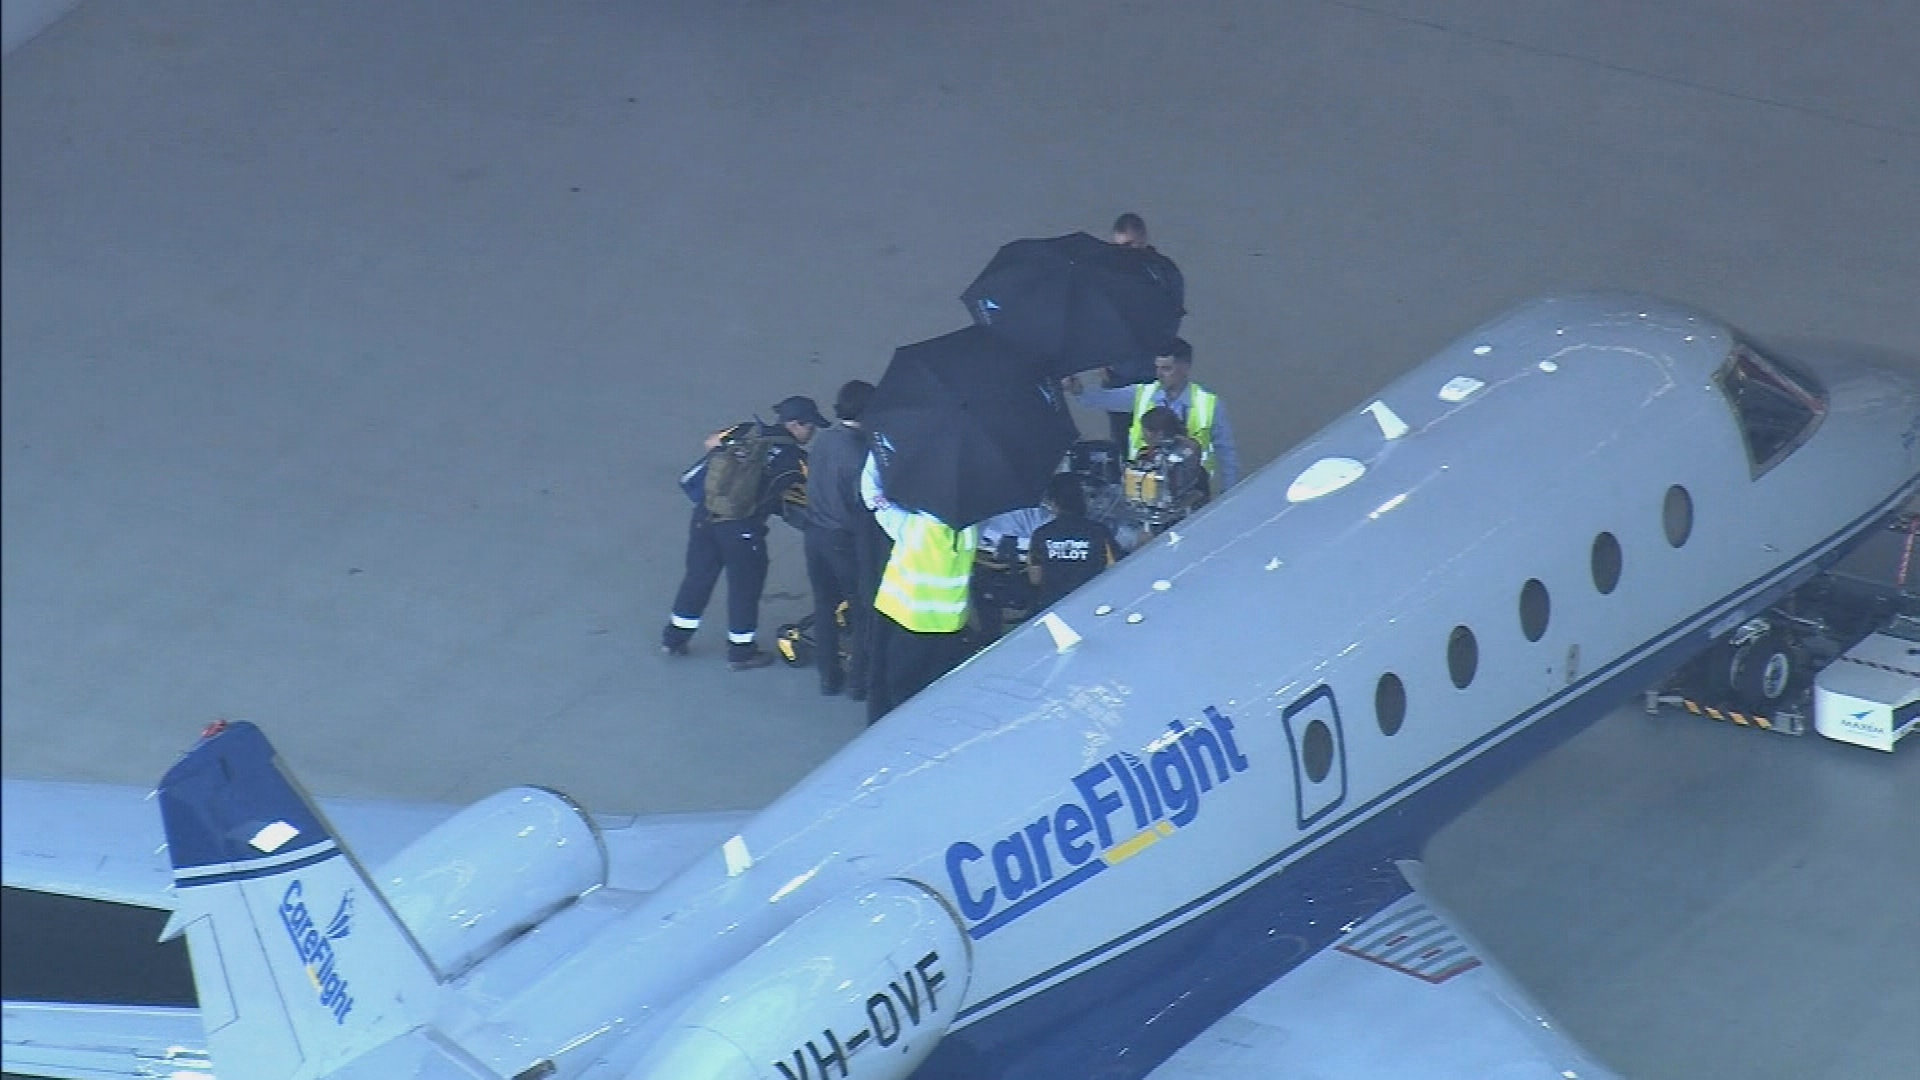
left=772, top=395, right=828, bottom=427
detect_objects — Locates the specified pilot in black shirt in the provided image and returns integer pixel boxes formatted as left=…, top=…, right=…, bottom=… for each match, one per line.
left=1028, top=473, right=1119, bottom=611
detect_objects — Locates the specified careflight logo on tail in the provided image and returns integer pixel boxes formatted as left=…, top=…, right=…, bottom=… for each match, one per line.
left=945, top=706, right=1250, bottom=940
left=280, top=880, right=356, bottom=1024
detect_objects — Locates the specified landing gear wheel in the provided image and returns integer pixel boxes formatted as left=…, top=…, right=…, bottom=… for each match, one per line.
left=1726, top=631, right=1797, bottom=712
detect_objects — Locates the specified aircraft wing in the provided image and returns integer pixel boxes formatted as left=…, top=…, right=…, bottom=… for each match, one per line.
left=1148, top=861, right=1618, bottom=1080
left=3, top=1002, right=493, bottom=1080
left=3, top=781, right=182, bottom=909
left=1, top=1001, right=211, bottom=1080
left=2, top=778, right=750, bottom=907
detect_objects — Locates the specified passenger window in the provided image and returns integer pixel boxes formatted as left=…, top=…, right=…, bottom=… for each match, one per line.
left=1519, top=579, right=1550, bottom=642
left=1301, top=719, right=1334, bottom=782
left=1447, top=626, right=1478, bottom=689
left=1664, top=485, right=1693, bottom=548
left=1714, top=342, right=1825, bottom=477
left=1591, top=532, right=1622, bottom=595
left=1375, top=673, right=1406, bottom=735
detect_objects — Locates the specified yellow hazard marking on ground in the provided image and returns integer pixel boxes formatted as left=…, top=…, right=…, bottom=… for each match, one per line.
left=1682, top=699, right=1772, bottom=729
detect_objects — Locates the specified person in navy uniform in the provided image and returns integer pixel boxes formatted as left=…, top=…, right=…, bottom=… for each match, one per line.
left=662, top=396, right=824, bottom=669
left=1027, top=472, right=1119, bottom=611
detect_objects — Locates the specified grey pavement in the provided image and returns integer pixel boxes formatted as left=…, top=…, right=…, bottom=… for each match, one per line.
left=4, top=3, right=1917, bottom=1078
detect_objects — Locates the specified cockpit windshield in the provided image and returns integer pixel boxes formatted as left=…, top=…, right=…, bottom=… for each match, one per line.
left=1714, top=341, right=1826, bottom=477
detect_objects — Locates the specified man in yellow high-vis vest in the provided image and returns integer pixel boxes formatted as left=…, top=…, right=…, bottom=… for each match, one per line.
left=1071, top=338, right=1240, bottom=490
left=863, top=461, right=979, bottom=722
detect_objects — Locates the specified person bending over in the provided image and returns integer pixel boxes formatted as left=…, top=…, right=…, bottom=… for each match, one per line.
left=662, top=395, right=824, bottom=669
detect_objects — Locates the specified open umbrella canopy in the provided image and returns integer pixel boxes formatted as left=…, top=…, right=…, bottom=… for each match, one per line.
left=961, top=231, right=1184, bottom=379
left=864, top=326, right=1079, bottom=528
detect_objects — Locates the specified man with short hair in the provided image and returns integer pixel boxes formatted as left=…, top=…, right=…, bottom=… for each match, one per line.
left=802, top=380, right=875, bottom=697
left=662, top=395, right=824, bottom=670
left=1071, top=337, right=1240, bottom=490
left=1100, top=213, right=1187, bottom=446
left=1110, top=211, right=1150, bottom=248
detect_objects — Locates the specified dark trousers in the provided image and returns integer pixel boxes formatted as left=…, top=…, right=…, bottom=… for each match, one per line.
left=804, top=526, right=864, bottom=689
left=971, top=583, right=1004, bottom=648
left=857, top=515, right=894, bottom=721
left=664, top=514, right=769, bottom=657
left=869, top=613, right=965, bottom=723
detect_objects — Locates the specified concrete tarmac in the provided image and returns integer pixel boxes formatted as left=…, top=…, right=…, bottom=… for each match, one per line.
left=4, top=3, right=1917, bottom=1077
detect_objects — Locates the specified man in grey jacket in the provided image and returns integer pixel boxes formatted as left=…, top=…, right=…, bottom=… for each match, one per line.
left=802, top=380, right=875, bottom=697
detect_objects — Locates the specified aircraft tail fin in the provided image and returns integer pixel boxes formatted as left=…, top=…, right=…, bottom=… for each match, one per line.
left=158, top=721, right=440, bottom=1080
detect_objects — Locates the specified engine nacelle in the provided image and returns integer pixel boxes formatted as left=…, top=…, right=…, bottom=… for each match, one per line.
left=625, top=878, right=971, bottom=1080
left=376, top=786, right=606, bottom=979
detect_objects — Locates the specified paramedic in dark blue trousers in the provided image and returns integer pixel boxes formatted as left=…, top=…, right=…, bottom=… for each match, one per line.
left=662, top=396, right=825, bottom=670
left=802, top=380, right=874, bottom=697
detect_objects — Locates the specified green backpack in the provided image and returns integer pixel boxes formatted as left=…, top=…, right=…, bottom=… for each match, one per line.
left=703, top=426, right=796, bottom=520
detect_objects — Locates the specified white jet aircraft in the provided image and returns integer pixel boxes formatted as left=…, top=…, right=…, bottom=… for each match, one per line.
left=6, top=292, right=1917, bottom=1080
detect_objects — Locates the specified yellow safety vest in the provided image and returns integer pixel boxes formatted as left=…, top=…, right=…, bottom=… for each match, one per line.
left=875, top=515, right=979, bottom=633
left=1130, top=384, right=1219, bottom=479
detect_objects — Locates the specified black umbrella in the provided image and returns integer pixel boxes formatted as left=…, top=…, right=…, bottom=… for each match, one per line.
left=961, top=231, right=1184, bottom=378
left=864, top=326, right=1079, bottom=528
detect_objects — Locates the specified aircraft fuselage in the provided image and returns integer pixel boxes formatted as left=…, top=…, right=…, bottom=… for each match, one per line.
left=455, top=295, right=1920, bottom=1080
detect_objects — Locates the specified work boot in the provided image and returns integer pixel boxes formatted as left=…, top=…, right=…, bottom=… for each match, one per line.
left=728, top=647, right=774, bottom=671
left=661, top=624, right=693, bottom=656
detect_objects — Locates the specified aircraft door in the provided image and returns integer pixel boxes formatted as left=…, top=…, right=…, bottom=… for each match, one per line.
left=1282, top=685, right=1347, bottom=828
